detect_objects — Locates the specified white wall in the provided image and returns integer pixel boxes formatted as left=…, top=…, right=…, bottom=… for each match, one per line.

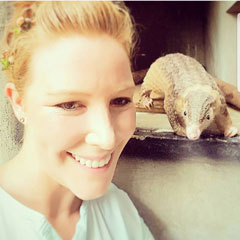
left=205, top=1, right=237, bottom=86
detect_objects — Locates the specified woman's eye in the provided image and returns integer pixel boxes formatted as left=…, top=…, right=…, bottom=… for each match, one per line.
left=111, top=97, right=132, bottom=107
left=56, top=102, right=84, bottom=111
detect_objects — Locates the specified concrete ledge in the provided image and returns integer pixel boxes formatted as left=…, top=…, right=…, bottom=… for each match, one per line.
left=123, top=129, right=240, bottom=161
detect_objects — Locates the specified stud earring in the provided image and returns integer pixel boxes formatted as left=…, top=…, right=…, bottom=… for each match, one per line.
left=19, top=117, right=25, bottom=124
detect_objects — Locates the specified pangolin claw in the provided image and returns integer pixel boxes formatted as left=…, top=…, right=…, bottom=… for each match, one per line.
left=224, top=126, right=238, bottom=138
left=141, top=95, right=153, bottom=110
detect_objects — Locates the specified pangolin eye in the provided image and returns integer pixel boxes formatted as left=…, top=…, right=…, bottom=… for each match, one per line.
left=206, top=115, right=210, bottom=120
left=184, top=111, right=187, bottom=116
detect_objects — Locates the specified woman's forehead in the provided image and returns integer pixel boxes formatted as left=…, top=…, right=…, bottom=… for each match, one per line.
left=28, top=35, right=133, bottom=95
left=33, top=34, right=127, bottom=62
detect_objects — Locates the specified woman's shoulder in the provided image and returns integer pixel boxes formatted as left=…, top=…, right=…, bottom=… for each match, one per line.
left=87, top=183, right=154, bottom=239
left=88, top=183, right=138, bottom=219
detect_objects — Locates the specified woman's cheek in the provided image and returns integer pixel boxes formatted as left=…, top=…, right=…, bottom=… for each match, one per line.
left=115, top=107, right=136, bottom=142
left=28, top=110, right=87, bottom=149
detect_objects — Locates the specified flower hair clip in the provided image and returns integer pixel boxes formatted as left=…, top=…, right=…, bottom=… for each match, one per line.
left=14, top=7, right=34, bottom=34
left=1, top=7, right=34, bottom=70
left=14, top=15, right=32, bottom=34
left=1, top=50, right=13, bottom=71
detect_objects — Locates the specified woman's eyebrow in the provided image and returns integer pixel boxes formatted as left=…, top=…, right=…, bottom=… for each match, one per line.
left=116, top=86, right=135, bottom=93
left=45, top=86, right=135, bottom=96
left=45, top=91, right=91, bottom=97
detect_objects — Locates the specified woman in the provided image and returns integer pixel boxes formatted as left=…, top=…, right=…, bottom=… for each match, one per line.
left=0, top=2, right=154, bottom=240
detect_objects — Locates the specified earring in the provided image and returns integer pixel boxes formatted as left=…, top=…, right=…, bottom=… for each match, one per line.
left=19, top=117, right=25, bottom=124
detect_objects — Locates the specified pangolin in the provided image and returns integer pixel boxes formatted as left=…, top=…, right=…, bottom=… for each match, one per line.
left=140, top=53, right=238, bottom=140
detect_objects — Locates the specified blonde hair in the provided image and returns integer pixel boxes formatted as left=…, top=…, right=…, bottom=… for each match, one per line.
left=2, top=1, right=137, bottom=97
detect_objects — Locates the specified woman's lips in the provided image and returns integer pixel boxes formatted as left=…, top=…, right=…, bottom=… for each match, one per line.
left=67, top=152, right=112, bottom=169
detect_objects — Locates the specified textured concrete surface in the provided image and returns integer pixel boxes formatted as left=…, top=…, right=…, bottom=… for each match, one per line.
left=0, top=71, right=23, bottom=165
left=113, top=155, right=240, bottom=240
left=0, top=1, right=21, bottom=165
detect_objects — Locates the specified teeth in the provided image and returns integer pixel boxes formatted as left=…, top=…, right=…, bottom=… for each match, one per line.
left=105, top=155, right=111, bottom=164
left=92, top=160, right=99, bottom=168
left=71, top=154, right=111, bottom=168
left=99, top=160, right=105, bottom=167
left=80, top=158, right=86, bottom=165
left=85, top=160, right=91, bottom=168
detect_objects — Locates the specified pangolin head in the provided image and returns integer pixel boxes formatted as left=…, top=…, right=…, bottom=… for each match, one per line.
left=176, top=90, right=217, bottom=140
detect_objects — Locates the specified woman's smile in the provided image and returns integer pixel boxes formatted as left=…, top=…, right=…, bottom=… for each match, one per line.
left=67, top=151, right=113, bottom=173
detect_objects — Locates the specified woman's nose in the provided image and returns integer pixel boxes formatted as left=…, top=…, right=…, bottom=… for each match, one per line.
left=85, top=108, right=116, bottom=150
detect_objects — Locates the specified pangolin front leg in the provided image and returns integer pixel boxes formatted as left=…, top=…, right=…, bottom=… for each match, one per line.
left=140, top=90, right=154, bottom=109
left=215, top=106, right=238, bottom=137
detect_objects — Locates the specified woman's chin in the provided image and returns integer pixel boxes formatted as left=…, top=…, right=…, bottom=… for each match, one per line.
left=71, top=181, right=111, bottom=201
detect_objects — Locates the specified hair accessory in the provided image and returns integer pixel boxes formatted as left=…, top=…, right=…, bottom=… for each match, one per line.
left=0, top=50, right=13, bottom=70
left=1, top=7, right=34, bottom=71
left=15, top=15, right=32, bottom=32
left=16, top=7, right=34, bottom=33
left=13, top=26, right=21, bottom=34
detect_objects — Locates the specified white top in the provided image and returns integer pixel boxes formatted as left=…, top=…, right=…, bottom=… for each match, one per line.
left=0, top=183, right=154, bottom=240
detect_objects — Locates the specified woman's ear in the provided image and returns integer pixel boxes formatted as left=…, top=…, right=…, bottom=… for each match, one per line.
left=5, top=82, right=26, bottom=124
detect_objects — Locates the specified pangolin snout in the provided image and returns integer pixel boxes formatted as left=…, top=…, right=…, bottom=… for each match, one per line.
left=186, top=125, right=201, bottom=140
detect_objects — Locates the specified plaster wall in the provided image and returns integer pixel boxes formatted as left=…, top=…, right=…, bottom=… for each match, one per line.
left=113, top=155, right=240, bottom=240
left=205, top=1, right=237, bottom=86
left=0, top=1, right=21, bottom=165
